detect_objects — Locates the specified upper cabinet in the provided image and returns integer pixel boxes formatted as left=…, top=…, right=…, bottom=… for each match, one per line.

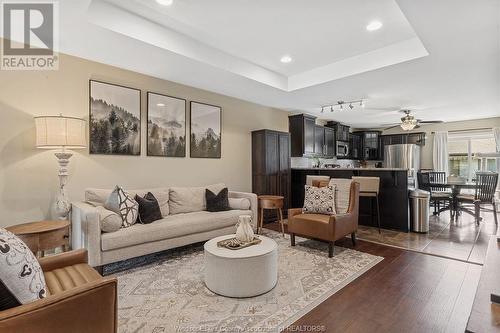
left=289, top=114, right=335, bottom=157
left=381, top=132, right=426, bottom=146
left=349, top=132, right=362, bottom=160
left=355, top=131, right=383, bottom=161
left=326, top=122, right=350, bottom=142
left=289, top=114, right=316, bottom=157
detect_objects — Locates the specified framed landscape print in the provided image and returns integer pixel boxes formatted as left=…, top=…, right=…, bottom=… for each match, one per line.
left=89, top=80, right=141, bottom=155
left=190, top=101, right=221, bottom=158
left=147, top=92, right=186, bottom=157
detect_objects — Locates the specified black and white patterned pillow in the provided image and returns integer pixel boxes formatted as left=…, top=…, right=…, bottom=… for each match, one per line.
left=302, top=185, right=337, bottom=215
left=0, top=228, right=47, bottom=310
left=105, top=186, right=139, bottom=228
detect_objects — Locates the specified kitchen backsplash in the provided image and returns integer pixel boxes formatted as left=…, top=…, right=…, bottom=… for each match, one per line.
left=291, top=157, right=361, bottom=168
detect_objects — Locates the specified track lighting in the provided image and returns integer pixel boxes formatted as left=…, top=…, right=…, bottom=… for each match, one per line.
left=320, top=99, right=365, bottom=113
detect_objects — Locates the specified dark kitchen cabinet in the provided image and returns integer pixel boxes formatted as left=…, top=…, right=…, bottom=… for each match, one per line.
left=381, top=132, right=426, bottom=146
left=326, top=122, right=350, bottom=142
left=349, top=133, right=362, bottom=160
left=356, top=131, right=383, bottom=160
left=312, top=126, right=335, bottom=157
left=252, top=129, right=290, bottom=221
left=314, top=125, right=325, bottom=155
left=324, top=127, right=335, bottom=157
left=289, top=114, right=316, bottom=157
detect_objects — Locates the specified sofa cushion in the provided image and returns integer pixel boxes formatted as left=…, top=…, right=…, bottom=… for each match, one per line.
left=101, top=209, right=250, bottom=251
left=105, top=186, right=139, bottom=228
left=228, top=198, right=251, bottom=210
left=205, top=188, right=230, bottom=212
left=169, top=183, right=226, bottom=214
left=96, top=206, right=122, bottom=233
left=135, top=192, right=163, bottom=224
left=85, top=187, right=170, bottom=217
left=0, top=228, right=47, bottom=310
left=328, top=178, right=353, bottom=214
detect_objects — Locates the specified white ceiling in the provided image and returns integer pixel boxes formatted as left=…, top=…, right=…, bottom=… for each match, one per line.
left=4, top=0, right=498, bottom=128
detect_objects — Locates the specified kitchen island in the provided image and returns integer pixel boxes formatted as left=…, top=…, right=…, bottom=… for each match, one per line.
left=291, top=168, right=410, bottom=232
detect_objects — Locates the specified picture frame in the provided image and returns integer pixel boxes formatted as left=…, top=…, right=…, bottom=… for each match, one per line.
left=189, top=101, right=222, bottom=159
left=147, top=92, right=187, bottom=157
left=89, top=80, right=141, bottom=156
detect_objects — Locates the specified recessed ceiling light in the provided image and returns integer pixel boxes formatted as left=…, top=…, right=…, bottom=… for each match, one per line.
left=156, top=0, right=173, bottom=6
left=366, top=21, right=383, bottom=31
left=157, top=103, right=165, bottom=107
left=280, top=55, right=292, bottom=64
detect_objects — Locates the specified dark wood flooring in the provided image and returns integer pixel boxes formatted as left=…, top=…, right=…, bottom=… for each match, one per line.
left=265, top=223, right=482, bottom=333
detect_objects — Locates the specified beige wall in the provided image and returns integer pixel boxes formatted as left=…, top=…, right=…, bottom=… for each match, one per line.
left=0, top=52, right=289, bottom=227
left=382, top=117, right=500, bottom=169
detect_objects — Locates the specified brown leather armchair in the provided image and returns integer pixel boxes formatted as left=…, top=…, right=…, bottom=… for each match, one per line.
left=0, top=249, right=117, bottom=333
left=288, top=181, right=360, bottom=257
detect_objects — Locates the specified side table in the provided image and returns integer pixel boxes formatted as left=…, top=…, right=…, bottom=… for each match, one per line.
left=257, top=195, right=285, bottom=236
left=6, top=220, right=70, bottom=257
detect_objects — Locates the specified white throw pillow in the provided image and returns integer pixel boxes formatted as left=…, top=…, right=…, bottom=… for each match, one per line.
left=96, top=206, right=122, bottom=233
left=169, top=183, right=226, bottom=214
left=328, top=178, right=353, bottom=214
left=228, top=198, right=251, bottom=210
left=0, top=228, right=47, bottom=309
left=302, top=185, right=336, bottom=215
left=105, top=186, right=139, bottom=228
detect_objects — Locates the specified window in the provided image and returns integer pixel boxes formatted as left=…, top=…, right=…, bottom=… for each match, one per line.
left=448, top=130, right=497, bottom=181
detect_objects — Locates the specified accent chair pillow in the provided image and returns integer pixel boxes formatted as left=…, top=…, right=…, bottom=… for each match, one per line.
left=302, top=185, right=336, bottom=215
left=206, top=188, right=230, bottom=212
left=135, top=192, right=163, bottom=224
left=0, top=228, right=47, bottom=310
left=328, top=178, right=353, bottom=214
left=105, top=186, right=139, bottom=228
left=96, top=206, right=122, bottom=233
left=169, top=183, right=226, bottom=214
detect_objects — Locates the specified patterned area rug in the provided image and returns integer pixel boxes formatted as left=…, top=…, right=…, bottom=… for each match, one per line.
left=114, top=230, right=383, bottom=333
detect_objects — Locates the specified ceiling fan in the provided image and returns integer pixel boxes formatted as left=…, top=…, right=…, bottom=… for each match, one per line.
left=383, top=110, right=443, bottom=131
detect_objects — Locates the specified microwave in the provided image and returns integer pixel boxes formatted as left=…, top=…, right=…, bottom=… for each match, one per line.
left=336, top=141, right=349, bottom=157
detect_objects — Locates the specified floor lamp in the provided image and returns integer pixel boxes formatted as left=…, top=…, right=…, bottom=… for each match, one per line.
left=35, top=115, right=87, bottom=220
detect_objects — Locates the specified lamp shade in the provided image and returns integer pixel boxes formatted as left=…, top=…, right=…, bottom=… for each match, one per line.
left=35, top=115, right=87, bottom=149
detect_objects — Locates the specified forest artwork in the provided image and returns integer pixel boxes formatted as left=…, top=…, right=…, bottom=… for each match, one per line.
left=190, top=102, right=221, bottom=158
left=89, top=80, right=141, bottom=155
left=147, top=92, right=186, bottom=157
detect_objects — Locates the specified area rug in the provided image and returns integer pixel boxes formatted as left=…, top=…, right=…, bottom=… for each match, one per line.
left=114, top=230, right=383, bottom=333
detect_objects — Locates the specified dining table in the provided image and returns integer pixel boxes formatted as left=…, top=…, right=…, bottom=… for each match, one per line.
left=432, top=181, right=477, bottom=221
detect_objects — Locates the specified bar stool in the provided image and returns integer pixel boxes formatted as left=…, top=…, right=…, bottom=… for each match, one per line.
left=306, top=175, right=330, bottom=186
left=352, top=176, right=381, bottom=233
left=257, top=195, right=285, bottom=236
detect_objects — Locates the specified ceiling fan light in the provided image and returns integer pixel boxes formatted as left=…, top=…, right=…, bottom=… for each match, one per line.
left=330, top=106, right=334, bottom=112
left=400, top=118, right=417, bottom=131
left=349, top=103, right=354, bottom=109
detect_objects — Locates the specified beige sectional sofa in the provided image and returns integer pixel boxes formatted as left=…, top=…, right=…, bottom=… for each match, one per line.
left=71, top=184, right=257, bottom=267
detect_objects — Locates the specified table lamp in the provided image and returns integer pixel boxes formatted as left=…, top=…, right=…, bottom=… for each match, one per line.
left=35, top=115, right=86, bottom=220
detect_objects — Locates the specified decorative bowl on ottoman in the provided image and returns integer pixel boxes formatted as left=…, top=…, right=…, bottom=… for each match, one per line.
left=204, top=234, right=278, bottom=298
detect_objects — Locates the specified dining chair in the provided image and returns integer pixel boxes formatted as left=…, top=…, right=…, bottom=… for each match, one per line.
left=417, top=172, right=452, bottom=217
left=457, top=172, right=498, bottom=225
left=306, top=175, right=330, bottom=186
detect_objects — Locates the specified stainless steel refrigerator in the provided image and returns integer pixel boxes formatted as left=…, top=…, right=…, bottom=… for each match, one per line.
left=384, top=144, right=421, bottom=189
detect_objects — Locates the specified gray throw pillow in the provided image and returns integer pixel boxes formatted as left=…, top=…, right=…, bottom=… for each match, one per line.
left=105, top=186, right=139, bottom=228
left=303, top=185, right=337, bottom=215
left=0, top=228, right=47, bottom=310
left=96, top=206, right=122, bottom=233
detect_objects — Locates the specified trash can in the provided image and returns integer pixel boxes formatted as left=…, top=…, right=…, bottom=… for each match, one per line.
left=409, top=189, right=430, bottom=233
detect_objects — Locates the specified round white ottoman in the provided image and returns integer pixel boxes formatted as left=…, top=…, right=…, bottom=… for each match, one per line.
left=204, top=234, right=278, bottom=298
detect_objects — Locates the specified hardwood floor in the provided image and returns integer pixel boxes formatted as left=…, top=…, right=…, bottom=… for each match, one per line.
left=264, top=223, right=482, bottom=333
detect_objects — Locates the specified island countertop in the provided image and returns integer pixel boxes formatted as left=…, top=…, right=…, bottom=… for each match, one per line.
left=291, top=168, right=410, bottom=232
left=291, top=167, right=407, bottom=171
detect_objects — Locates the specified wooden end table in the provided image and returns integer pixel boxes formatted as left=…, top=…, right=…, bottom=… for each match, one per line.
left=257, top=195, right=285, bottom=236
left=6, top=220, right=70, bottom=257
